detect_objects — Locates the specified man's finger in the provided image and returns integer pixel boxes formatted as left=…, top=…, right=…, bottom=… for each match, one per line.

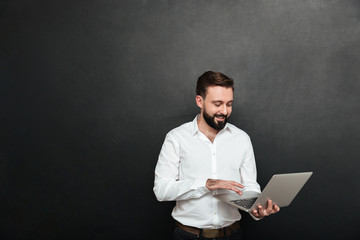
left=219, top=180, right=244, bottom=194
left=252, top=209, right=259, bottom=217
left=229, top=185, right=242, bottom=195
left=234, top=188, right=242, bottom=195
left=206, top=179, right=245, bottom=196
left=229, top=181, right=244, bottom=189
left=266, top=199, right=273, bottom=213
left=257, top=205, right=264, bottom=216
left=274, top=204, right=280, bottom=212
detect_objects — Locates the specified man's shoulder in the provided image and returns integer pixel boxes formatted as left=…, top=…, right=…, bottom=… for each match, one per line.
left=167, top=121, right=193, bottom=137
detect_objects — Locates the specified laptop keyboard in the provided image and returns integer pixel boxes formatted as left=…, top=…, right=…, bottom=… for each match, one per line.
left=230, top=198, right=257, bottom=209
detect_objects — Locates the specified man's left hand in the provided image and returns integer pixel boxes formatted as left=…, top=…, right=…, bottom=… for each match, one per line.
left=251, top=199, right=280, bottom=218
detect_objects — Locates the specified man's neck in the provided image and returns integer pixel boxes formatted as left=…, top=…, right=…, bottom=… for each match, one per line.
left=197, top=114, right=219, bottom=143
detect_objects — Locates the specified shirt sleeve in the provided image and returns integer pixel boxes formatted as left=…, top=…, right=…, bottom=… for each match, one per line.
left=240, top=135, right=262, bottom=220
left=240, top=135, right=261, bottom=193
left=153, top=132, right=210, bottom=202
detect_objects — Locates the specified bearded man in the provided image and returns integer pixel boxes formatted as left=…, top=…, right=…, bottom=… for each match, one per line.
left=153, top=71, right=279, bottom=240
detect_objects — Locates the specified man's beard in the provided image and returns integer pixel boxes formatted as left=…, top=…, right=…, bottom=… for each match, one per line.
left=203, top=109, right=229, bottom=131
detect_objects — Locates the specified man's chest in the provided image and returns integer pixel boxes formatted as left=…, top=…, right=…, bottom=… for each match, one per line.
left=177, top=136, right=247, bottom=179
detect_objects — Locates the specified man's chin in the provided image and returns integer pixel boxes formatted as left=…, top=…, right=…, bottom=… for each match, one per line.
left=213, top=121, right=227, bottom=130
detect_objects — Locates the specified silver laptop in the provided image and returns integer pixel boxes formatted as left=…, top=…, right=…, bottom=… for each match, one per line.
left=214, top=172, right=313, bottom=212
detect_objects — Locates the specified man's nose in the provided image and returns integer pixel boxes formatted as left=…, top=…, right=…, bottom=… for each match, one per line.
left=220, top=105, right=228, bottom=115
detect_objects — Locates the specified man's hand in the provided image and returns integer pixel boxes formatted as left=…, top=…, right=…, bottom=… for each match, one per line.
left=251, top=199, right=280, bottom=218
left=206, top=179, right=244, bottom=195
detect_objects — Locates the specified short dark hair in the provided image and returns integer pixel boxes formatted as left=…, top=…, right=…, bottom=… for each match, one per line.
left=196, top=71, right=234, bottom=98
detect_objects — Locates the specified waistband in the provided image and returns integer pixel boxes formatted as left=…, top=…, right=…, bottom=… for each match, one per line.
left=175, top=221, right=240, bottom=239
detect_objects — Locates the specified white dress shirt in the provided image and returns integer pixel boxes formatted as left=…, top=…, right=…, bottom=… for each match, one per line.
left=153, top=115, right=261, bottom=229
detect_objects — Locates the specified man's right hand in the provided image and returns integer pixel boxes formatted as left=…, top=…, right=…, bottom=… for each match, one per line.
left=206, top=179, right=244, bottom=195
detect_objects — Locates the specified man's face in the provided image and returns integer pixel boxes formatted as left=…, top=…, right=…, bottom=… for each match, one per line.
left=198, top=86, right=233, bottom=131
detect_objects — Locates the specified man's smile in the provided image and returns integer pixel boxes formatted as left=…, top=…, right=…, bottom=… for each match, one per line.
left=214, top=114, right=226, bottom=121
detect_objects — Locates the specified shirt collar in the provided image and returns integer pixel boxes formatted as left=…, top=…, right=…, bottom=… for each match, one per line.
left=191, top=115, right=199, bottom=135
left=191, top=115, right=232, bottom=135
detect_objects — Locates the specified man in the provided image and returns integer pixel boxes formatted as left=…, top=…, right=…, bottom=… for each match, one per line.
left=153, top=71, right=279, bottom=239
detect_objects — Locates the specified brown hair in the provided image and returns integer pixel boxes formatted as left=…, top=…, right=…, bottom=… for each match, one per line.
left=196, top=71, right=234, bottom=98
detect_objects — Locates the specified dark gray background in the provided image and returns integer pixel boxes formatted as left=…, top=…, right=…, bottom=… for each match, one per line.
left=1, top=0, right=360, bottom=239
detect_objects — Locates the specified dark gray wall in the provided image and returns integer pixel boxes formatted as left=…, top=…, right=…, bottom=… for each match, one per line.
left=1, top=0, right=360, bottom=239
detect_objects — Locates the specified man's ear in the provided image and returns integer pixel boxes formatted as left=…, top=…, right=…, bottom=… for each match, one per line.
left=195, top=95, right=203, bottom=109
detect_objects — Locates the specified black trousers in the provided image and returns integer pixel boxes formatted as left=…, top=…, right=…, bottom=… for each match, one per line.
left=173, top=227, right=243, bottom=240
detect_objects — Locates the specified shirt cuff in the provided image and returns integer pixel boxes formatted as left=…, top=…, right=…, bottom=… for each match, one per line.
left=192, top=178, right=210, bottom=194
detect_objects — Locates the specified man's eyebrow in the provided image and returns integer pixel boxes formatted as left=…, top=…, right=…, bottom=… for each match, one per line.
left=211, top=100, right=233, bottom=103
left=211, top=100, right=234, bottom=102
